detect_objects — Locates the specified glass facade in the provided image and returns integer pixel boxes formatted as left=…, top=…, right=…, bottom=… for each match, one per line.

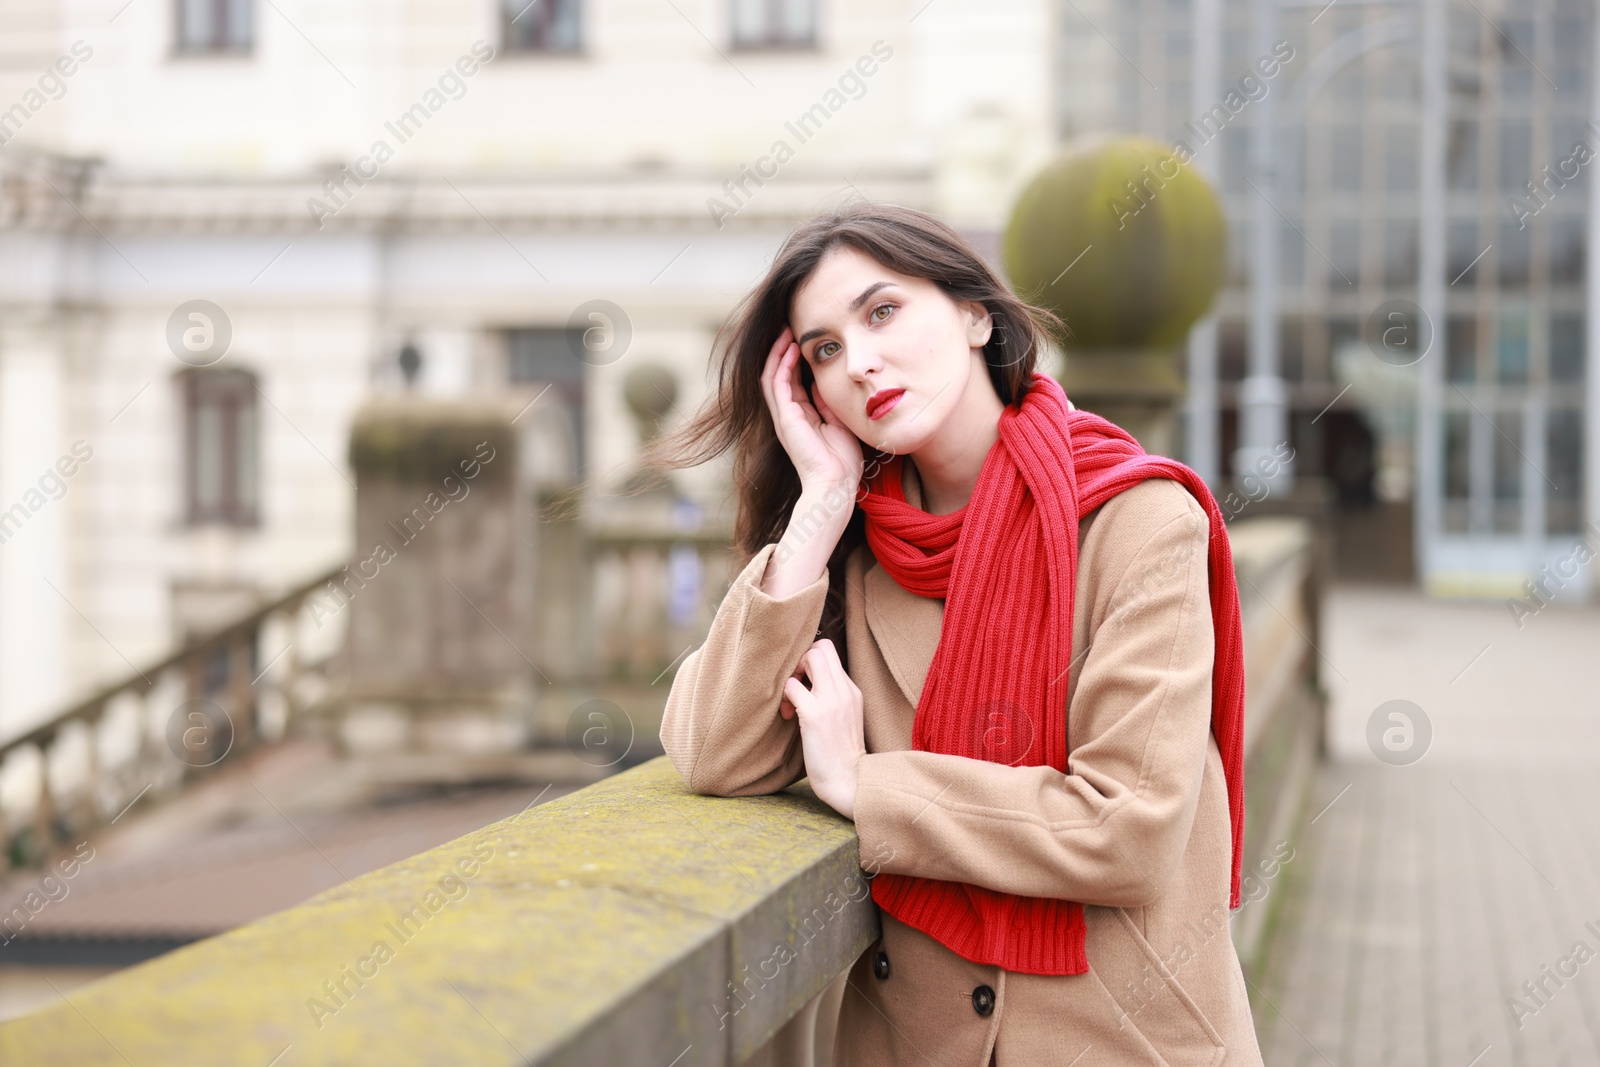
left=1060, top=0, right=1592, bottom=585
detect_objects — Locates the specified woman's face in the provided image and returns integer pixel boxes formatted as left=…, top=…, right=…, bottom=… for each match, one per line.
left=788, top=244, right=994, bottom=457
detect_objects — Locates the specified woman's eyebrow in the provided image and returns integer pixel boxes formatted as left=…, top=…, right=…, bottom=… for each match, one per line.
left=795, top=281, right=897, bottom=346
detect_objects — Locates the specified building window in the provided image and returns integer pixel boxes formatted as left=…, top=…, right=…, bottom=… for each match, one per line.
left=175, top=0, right=253, bottom=53
left=1279, top=317, right=1305, bottom=382
left=1547, top=408, right=1584, bottom=534
left=1328, top=221, right=1360, bottom=289
left=1330, top=61, right=1363, bottom=103
left=1442, top=410, right=1471, bottom=502
left=1497, top=18, right=1534, bottom=99
left=1446, top=316, right=1478, bottom=384
left=1490, top=408, right=1522, bottom=533
left=1496, top=120, right=1531, bottom=194
left=1164, top=77, right=1189, bottom=120
left=1221, top=127, right=1250, bottom=194
left=503, top=0, right=581, bottom=53
left=1218, top=318, right=1247, bottom=381
left=1494, top=311, right=1530, bottom=385
left=730, top=0, right=817, bottom=49
left=1497, top=218, right=1530, bottom=289
left=508, top=327, right=586, bottom=383
left=1384, top=126, right=1417, bottom=192
left=183, top=369, right=259, bottom=525
left=1446, top=119, right=1479, bottom=191
left=1550, top=216, right=1585, bottom=287
left=1447, top=219, right=1484, bottom=285
left=1384, top=219, right=1418, bottom=286
left=1226, top=219, right=1251, bottom=286
left=1327, top=318, right=1361, bottom=371
left=1279, top=221, right=1304, bottom=289
left=1329, top=127, right=1362, bottom=193
left=506, top=328, right=586, bottom=476
left=1550, top=314, right=1585, bottom=384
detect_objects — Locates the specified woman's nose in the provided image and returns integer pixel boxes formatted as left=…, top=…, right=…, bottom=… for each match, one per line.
left=845, top=337, right=883, bottom=380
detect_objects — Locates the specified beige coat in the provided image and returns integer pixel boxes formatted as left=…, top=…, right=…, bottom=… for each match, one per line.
left=661, top=461, right=1264, bottom=1067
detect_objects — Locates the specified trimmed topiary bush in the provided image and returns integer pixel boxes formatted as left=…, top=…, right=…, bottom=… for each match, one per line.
left=349, top=399, right=517, bottom=485
left=1003, top=134, right=1227, bottom=350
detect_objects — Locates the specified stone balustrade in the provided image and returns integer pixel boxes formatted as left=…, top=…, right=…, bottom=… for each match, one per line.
left=0, top=566, right=344, bottom=870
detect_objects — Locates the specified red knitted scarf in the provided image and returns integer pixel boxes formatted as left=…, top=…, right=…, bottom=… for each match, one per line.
left=853, top=371, right=1246, bottom=976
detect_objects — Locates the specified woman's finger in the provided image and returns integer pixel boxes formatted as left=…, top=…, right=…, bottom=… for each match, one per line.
left=801, top=642, right=849, bottom=705
left=781, top=342, right=812, bottom=419
left=808, top=638, right=843, bottom=679
left=778, top=658, right=807, bottom=720
left=762, top=328, right=796, bottom=410
left=814, top=386, right=838, bottom=426
left=761, top=332, right=787, bottom=405
left=810, top=640, right=864, bottom=717
left=783, top=674, right=814, bottom=716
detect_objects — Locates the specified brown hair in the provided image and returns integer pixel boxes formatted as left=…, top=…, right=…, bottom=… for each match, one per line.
left=641, top=201, right=1065, bottom=657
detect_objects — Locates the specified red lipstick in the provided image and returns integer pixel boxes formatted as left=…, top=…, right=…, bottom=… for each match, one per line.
left=866, top=387, right=905, bottom=421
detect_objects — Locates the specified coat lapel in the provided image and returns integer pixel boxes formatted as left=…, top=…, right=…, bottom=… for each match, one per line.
left=861, top=559, right=944, bottom=710
left=859, top=458, right=946, bottom=711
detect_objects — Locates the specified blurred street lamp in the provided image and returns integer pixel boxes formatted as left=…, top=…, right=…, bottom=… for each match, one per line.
left=398, top=340, right=422, bottom=389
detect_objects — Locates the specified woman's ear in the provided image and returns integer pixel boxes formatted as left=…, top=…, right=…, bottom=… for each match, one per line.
left=962, top=302, right=994, bottom=349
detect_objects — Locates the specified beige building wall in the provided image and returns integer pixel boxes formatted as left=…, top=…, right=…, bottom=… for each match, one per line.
left=0, top=0, right=1058, bottom=739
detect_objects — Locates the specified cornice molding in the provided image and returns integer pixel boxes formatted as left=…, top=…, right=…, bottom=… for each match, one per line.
left=0, top=152, right=935, bottom=235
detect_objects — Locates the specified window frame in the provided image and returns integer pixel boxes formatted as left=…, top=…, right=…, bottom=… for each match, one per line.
left=181, top=368, right=262, bottom=528
left=728, top=0, right=819, bottom=51
left=500, top=0, right=585, bottom=56
left=173, top=0, right=255, bottom=56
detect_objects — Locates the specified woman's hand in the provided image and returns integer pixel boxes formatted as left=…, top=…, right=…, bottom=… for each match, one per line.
left=760, top=326, right=863, bottom=499
left=781, top=638, right=866, bottom=821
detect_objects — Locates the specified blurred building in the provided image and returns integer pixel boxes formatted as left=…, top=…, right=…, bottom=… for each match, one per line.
left=1063, top=0, right=1598, bottom=597
left=3, top=0, right=1595, bottom=746
left=0, top=0, right=1058, bottom=741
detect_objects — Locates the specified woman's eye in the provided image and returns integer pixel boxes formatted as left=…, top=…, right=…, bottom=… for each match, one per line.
left=813, top=306, right=891, bottom=361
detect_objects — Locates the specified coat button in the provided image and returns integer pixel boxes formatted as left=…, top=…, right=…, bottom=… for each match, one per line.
left=971, top=984, right=995, bottom=1016
left=873, top=950, right=890, bottom=980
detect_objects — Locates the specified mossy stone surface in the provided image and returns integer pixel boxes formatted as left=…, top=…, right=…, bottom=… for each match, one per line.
left=1004, top=134, right=1227, bottom=350
left=349, top=399, right=518, bottom=485
left=0, top=758, right=874, bottom=1066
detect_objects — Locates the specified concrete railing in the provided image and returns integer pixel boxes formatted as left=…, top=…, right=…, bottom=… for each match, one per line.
left=1227, top=516, right=1324, bottom=978
left=0, top=515, right=1322, bottom=1065
left=0, top=756, right=876, bottom=1066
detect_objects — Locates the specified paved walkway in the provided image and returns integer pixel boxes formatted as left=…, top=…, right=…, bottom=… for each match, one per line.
left=1255, top=585, right=1600, bottom=1066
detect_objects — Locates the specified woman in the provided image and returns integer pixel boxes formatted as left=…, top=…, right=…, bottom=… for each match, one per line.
left=650, top=202, right=1264, bottom=1066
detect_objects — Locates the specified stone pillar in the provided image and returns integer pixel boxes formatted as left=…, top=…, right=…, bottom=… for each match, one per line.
left=1057, top=346, right=1187, bottom=458
left=334, top=398, right=533, bottom=755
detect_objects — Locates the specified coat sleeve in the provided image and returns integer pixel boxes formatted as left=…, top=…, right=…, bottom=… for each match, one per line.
left=659, top=541, right=831, bottom=796
left=849, top=479, right=1217, bottom=908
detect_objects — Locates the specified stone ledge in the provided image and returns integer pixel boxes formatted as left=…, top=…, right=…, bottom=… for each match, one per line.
left=0, top=757, right=877, bottom=1067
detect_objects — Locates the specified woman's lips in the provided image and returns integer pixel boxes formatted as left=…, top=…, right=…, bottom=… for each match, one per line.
left=866, top=388, right=905, bottom=421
